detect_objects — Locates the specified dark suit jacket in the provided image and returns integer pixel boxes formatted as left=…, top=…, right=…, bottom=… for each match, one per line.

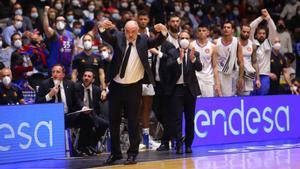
left=167, top=48, right=202, bottom=97
left=35, top=78, right=80, bottom=113
left=74, top=83, right=101, bottom=116
left=151, top=41, right=176, bottom=94
left=100, top=29, right=167, bottom=85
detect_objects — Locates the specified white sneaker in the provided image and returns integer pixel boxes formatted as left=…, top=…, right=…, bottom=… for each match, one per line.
left=149, top=136, right=160, bottom=150
left=139, top=143, right=147, bottom=151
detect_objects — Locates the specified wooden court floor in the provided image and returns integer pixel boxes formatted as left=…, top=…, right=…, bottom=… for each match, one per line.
left=94, top=148, right=300, bottom=169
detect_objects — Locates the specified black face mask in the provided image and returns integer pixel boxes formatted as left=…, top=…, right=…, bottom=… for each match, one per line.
left=31, top=40, right=39, bottom=46
left=277, top=25, right=285, bottom=32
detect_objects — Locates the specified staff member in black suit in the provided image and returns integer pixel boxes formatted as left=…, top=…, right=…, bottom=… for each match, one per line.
left=98, top=20, right=168, bottom=165
left=167, top=31, right=202, bottom=154
left=35, top=64, right=83, bottom=128
left=74, top=69, right=109, bottom=156
left=148, top=30, right=176, bottom=151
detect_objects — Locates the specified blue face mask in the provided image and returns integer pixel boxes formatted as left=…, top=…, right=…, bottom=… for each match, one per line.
left=112, top=13, right=121, bottom=20
left=67, top=15, right=74, bottom=22
left=73, top=28, right=81, bottom=35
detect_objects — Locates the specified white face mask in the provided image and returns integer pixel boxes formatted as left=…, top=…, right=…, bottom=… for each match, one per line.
left=83, top=40, right=92, bottom=50
left=233, top=10, right=239, bottom=16
left=2, top=76, right=11, bottom=86
left=88, top=5, right=95, bottom=12
left=292, top=86, right=298, bottom=91
left=15, top=9, right=23, bottom=15
left=197, top=10, right=203, bottom=17
left=72, top=0, right=80, bottom=6
left=184, top=6, right=190, bottom=13
left=55, top=3, right=62, bottom=10
left=15, top=21, right=23, bottom=29
left=56, top=21, right=65, bottom=30
left=121, top=2, right=128, bottom=8
left=14, top=39, right=22, bottom=48
left=174, top=6, right=181, bottom=12
left=130, top=5, right=137, bottom=11
left=0, top=41, right=2, bottom=48
left=31, top=12, right=39, bottom=18
left=179, top=39, right=190, bottom=49
left=102, top=51, right=109, bottom=59
left=53, top=79, right=61, bottom=86
left=273, top=42, right=281, bottom=50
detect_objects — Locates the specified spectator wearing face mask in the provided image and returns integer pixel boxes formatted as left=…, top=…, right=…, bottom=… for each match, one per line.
left=10, top=34, right=34, bottom=88
left=29, top=6, right=43, bottom=34
left=72, top=21, right=83, bottom=56
left=7, top=3, right=33, bottom=32
left=82, top=0, right=96, bottom=21
left=0, top=67, right=25, bottom=105
left=43, top=6, right=74, bottom=75
left=269, top=37, right=296, bottom=95
left=291, top=77, right=300, bottom=95
left=0, top=33, right=23, bottom=68
left=276, top=18, right=293, bottom=54
left=99, top=43, right=113, bottom=84
left=2, top=15, right=24, bottom=46
left=65, top=9, right=76, bottom=32
left=53, top=0, right=64, bottom=16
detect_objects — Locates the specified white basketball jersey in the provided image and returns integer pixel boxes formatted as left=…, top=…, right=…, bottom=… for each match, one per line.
left=192, top=40, right=214, bottom=84
left=216, top=37, right=238, bottom=74
left=241, top=39, right=253, bottom=65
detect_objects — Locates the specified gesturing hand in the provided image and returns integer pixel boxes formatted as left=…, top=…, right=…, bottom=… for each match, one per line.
left=189, top=47, right=196, bottom=61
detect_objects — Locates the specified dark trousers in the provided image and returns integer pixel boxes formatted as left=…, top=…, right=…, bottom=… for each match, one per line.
left=153, top=82, right=172, bottom=143
left=109, top=80, right=142, bottom=156
left=170, top=85, right=196, bottom=147
left=65, top=111, right=109, bottom=148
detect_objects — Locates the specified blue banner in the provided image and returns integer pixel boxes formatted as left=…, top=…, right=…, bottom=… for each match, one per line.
left=0, top=104, right=65, bottom=164
left=193, top=95, right=300, bottom=146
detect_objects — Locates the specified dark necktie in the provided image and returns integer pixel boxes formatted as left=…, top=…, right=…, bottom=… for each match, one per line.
left=120, top=42, right=133, bottom=78
left=57, top=85, right=62, bottom=103
left=183, top=51, right=188, bottom=83
left=87, top=88, right=93, bottom=109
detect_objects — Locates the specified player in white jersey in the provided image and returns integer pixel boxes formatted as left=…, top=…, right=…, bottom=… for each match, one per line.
left=239, top=24, right=261, bottom=95
left=166, top=14, right=181, bottom=48
left=250, top=9, right=277, bottom=95
left=215, top=21, right=244, bottom=96
left=191, top=24, right=221, bottom=97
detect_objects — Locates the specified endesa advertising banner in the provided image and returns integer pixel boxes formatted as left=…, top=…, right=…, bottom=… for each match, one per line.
left=193, top=95, right=300, bottom=146
left=0, top=104, right=65, bottom=164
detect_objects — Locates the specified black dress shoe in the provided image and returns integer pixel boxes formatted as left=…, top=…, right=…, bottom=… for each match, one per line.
left=185, top=146, right=192, bottom=153
left=105, top=154, right=123, bottom=165
left=81, top=147, right=95, bottom=156
left=156, top=144, right=170, bottom=151
left=87, top=146, right=98, bottom=155
left=176, top=144, right=183, bottom=154
left=73, top=149, right=84, bottom=157
left=124, top=155, right=137, bottom=165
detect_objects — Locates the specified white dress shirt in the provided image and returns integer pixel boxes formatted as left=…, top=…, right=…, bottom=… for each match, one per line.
left=114, top=41, right=145, bottom=84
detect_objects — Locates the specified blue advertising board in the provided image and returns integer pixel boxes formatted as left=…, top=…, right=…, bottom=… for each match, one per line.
left=192, top=95, right=300, bottom=146
left=0, top=104, right=65, bottom=164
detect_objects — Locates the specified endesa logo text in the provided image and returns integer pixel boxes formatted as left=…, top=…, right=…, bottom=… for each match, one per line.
left=192, top=95, right=300, bottom=146
left=0, top=104, right=65, bottom=164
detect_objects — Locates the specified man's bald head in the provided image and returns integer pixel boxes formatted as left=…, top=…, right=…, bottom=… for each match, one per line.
left=124, top=20, right=139, bottom=42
